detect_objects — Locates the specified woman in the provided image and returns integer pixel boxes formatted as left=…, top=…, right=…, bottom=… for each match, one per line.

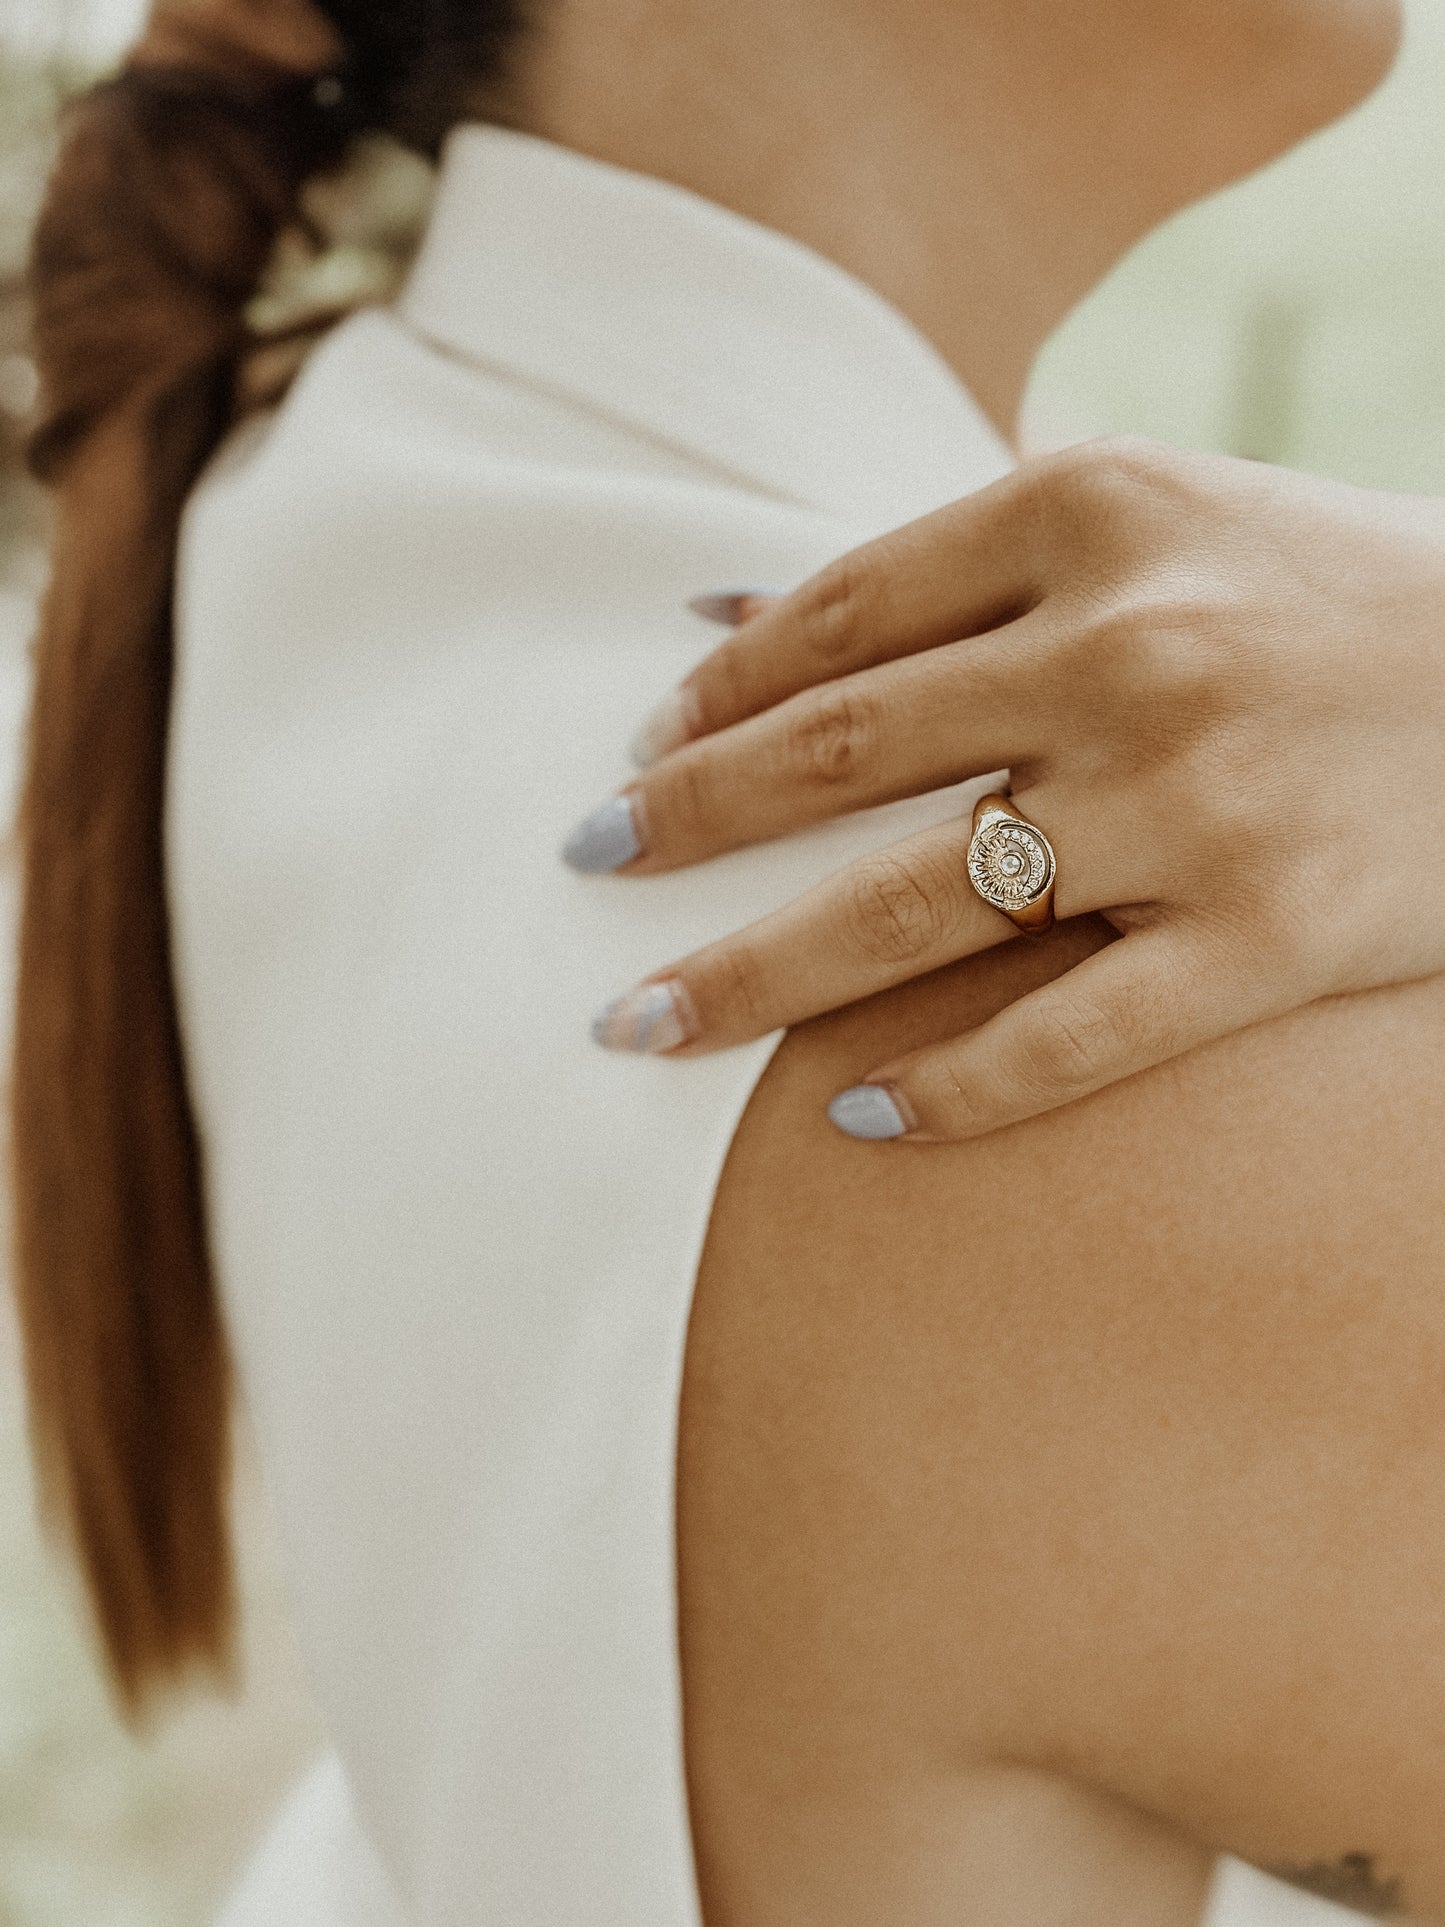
left=16, top=0, right=1445, bottom=1922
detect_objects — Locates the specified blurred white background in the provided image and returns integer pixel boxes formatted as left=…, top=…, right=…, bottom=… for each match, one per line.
left=0, top=0, right=1442, bottom=1921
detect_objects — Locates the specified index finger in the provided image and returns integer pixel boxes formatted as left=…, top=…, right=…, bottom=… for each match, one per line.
left=636, top=464, right=1049, bottom=764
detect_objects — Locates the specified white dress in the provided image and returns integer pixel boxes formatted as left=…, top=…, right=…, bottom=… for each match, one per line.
left=171, top=125, right=1367, bottom=1927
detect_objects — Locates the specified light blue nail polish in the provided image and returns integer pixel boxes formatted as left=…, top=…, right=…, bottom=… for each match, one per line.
left=591, top=998, right=622, bottom=1045
left=562, top=796, right=642, bottom=874
left=688, top=588, right=783, bottom=626
left=828, top=1085, right=908, bottom=1141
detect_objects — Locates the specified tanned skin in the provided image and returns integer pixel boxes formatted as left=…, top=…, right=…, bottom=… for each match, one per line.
left=681, top=932, right=1445, bottom=1923
left=516, top=0, right=1424, bottom=1916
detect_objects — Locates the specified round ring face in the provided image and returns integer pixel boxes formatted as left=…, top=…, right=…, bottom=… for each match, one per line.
left=968, top=816, right=1056, bottom=914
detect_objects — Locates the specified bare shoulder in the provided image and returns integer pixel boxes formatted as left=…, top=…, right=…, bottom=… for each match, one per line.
left=679, top=917, right=1445, bottom=1920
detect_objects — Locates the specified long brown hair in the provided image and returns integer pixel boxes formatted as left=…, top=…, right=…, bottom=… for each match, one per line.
left=16, top=0, right=524, bottom=1715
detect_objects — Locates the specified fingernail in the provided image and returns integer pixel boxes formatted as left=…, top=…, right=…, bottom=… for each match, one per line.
left=592, top=979, right=696, bottom=1054
left=630, top=685, right=699, bottom=769
left=562, top=794, right=645, bottom=873
left=828, top=1084, right=911, bottom=1141
left=688, top=588, right=781, bottom=627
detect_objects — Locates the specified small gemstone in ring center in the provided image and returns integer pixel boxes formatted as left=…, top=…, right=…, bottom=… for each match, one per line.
left=1000, top=852, right=1024, bottom=876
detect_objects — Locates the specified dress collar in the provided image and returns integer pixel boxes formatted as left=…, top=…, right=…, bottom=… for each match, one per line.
left=399, top=125, right=1014, bottom=530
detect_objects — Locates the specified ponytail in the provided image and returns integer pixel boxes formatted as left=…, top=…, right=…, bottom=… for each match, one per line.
left=16, top=7, right=353, bottom=1712
left=14, top=0, right=529, bottom=1714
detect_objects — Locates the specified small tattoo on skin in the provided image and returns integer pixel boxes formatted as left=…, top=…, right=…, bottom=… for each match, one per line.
left=1269, top=1853, right=1404, bottom=1917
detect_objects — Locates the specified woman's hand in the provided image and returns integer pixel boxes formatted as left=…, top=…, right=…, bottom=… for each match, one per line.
left=564, top=438, right=1445, bottom=1140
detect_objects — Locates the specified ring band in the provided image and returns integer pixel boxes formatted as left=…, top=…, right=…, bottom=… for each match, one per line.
left=967, top=793, right=1057, bottom=936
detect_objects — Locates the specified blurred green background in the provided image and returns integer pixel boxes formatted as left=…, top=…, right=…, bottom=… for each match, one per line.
left=1032, top=0, right=1445, bottom=485
left=0, top=1, right=1443, bottom=1922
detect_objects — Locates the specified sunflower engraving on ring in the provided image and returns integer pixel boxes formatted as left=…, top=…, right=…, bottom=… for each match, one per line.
left=967, top=814, right=1056, bottom=915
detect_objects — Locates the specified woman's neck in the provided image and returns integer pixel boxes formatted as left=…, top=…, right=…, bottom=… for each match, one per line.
left=511, top=0, right=1397, bottom=441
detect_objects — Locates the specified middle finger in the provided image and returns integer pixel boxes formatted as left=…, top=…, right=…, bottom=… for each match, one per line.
left=566, top=615, right=1057, bottom=875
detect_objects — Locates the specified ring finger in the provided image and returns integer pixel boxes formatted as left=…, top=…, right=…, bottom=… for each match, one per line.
left=593, top=797, right=1100, bottom=1054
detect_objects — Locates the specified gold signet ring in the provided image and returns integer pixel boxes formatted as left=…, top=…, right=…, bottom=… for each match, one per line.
left=967, top=793, right=1058, bottom=936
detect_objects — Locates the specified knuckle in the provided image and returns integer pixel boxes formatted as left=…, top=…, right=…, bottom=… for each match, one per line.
left=1094, top=603, right=1186, bottom=688
left=843, top=849, right=960, bottom=966
left=794, top=552, right=877, bottom=672
left=1056, top=601, right=1138, bottom=679
left=1093, top=432, right=1177, bottom=476
left=922, top=1057, right=991, bottom=1138
left=1022, top=993, right=1133, bottom=1097
left=1139, top=594, right=1237, bottom=695
left=1036, top=436, right=1187, bottom=559
left=693, top=635, right=752, bottom=731
left=697, top=940, right=773, bottom=1036
left=657, top=747, right=716, bottom=848
left=1060, top=434, right=1175, bottom=500
left=1181, top=752, right=1268, bottom=847
left=1058, top=595, right=1233, bottom=753
left=785, top=684, right=879, bottom=791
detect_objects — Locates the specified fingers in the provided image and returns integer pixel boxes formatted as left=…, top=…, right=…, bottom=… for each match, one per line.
left=628, top=631, right=1059, bottom=871
left=590, top=815, right=1017, bottom=1055
left=835, top=926, right=1268, bottom=1142
left=634, top=469, right=1049, bottom=762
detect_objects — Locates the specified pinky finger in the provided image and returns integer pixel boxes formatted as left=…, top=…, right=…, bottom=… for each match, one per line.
left=831, top=926, right=1271, bottom=1143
